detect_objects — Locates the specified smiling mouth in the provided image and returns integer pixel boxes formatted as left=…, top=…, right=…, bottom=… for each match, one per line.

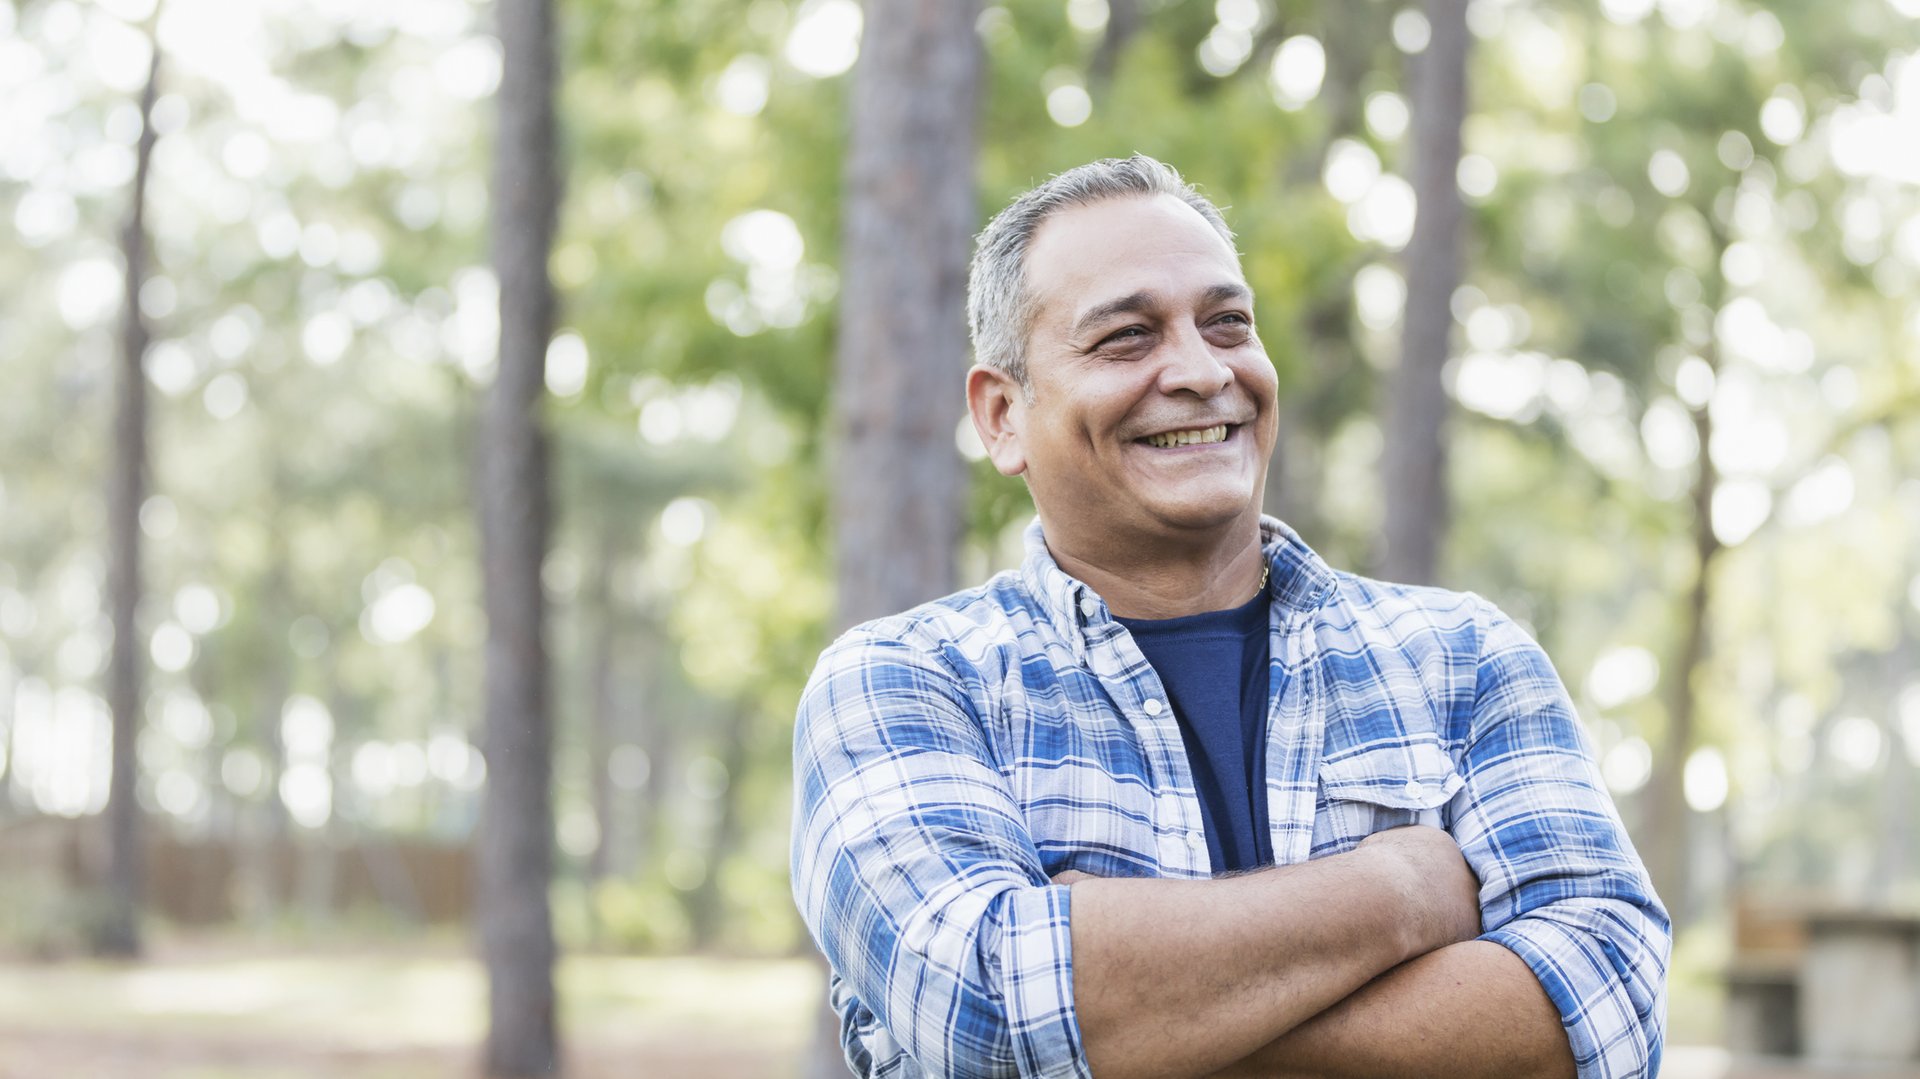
left=1139, top=424, right=1231, bottom=448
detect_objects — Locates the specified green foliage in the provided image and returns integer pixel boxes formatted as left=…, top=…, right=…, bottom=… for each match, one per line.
left=2, top=0, right=1919, bottom=959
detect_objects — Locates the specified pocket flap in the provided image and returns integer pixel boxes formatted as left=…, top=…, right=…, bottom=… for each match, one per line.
left=1318, top=737, right=1464, bottom=810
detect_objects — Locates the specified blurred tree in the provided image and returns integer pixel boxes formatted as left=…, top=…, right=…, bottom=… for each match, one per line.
left=816, top=0, right=983, bottom=1071
left=832, top=0, right=981, bottom=629
left=476, top=0, right=560, bottom=1072
left=1, top=0, right=1918, bottom=1020
left=98, top=31, right=162, bottom=959
left=1382, top=0, right=1470, bottom=586
left=1646, top=226, right=1727, bottom=926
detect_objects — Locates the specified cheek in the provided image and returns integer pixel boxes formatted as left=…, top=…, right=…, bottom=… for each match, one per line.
left=1239, top=361, right=1279, bottom=406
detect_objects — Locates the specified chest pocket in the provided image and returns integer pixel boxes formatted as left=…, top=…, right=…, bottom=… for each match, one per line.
left=1311, top=737, right=1465, bottom=857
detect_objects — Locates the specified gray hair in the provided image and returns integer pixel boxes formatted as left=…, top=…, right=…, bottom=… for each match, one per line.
left=966, top=154, right=1238, bottom=388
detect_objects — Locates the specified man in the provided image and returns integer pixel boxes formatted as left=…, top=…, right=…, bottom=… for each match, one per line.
left=792, top=155, right=1668, bottom=1079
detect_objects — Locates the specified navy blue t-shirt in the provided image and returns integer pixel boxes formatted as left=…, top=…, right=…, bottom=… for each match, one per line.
left=1117, top=590, right=1273, bottom=874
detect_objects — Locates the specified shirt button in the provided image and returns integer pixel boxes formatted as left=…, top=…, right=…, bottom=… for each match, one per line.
left=1079, top=597, right=1098, bottom=617
left=1187, top=833, right=1207, bottom=850
left=1142, top=698, right=1163, bottom=716
left=1403, top=779, right=1427, bottom=801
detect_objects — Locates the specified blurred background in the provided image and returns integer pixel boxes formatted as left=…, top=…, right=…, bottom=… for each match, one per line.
left=3, top=0, right=1919, bottom=1075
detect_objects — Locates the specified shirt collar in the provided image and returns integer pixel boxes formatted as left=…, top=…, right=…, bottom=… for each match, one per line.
left=1018, top=515, right=1338, bottom=655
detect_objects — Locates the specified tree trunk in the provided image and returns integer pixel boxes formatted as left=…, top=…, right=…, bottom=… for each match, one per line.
left=477, top=0, right=560, bottom=1071
left=688, top=706, right=751, bottom=950
left=815, top=1, right=982, bottom=1073
left=1871, top=635, right=1913, bottom=902
left=1380, top=0, right=1469, bottom=585
left=243, top=515, right=293, bottom=919
left=1265, top=3, right=1380, bottom=545
left=97, top=36, right=163, bottom=959
left=831, top=0, right=978, bottom=628
left=633, top=661, right=670, bottom=876
left=1644, top=344, right=1723, bottom=929
left=0, top=659, right=17, bottom=818
left=585, top=529, right=617, bottom=885
left=1089, top=0, right=1141, bottom=91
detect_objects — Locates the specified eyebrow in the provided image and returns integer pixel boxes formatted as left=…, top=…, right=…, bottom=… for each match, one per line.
left=1069, top=282, right=1254, bottom=339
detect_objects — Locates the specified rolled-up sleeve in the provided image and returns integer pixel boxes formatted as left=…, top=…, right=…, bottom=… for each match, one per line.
left=1452, top=603, right=1671, bottom=1079
left=791, top=629, right=1090, bottom=1079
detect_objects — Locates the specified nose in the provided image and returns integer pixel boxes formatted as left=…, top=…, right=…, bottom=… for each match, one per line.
left=1155, top=323, right=1234, bottom=398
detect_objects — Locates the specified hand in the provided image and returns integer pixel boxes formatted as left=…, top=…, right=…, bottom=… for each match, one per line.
left=1051, top=869, right=1098, bottom=886
left=1354, top=825, right=1482, bottom=957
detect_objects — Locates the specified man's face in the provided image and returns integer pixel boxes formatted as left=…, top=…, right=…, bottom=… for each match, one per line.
left=971, top=194, right=1278, bottom=550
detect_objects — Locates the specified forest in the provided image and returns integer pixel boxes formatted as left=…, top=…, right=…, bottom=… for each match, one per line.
left=2, top=0, right=1919, bottom=1075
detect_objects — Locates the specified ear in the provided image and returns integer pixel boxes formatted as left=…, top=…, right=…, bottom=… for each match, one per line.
left=966, top=364, right=1029, bottom=477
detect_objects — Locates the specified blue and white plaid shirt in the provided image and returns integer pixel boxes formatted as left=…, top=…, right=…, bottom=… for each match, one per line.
left=792, top=517, right=1668, bottom=1079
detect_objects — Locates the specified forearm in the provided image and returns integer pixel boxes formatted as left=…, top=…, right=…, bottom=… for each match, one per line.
left=1068, top=840, right=1468, bottom=1079
left=1208, top=940, right=1574, bottom=1079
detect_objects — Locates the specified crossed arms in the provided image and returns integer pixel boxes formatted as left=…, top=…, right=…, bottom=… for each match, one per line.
left=1058, top=829, right=1573, bottom=1079
left=791, top=611, right=1669, bottom=1078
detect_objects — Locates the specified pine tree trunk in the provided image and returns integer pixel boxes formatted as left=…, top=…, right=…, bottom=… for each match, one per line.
left=585, top=530, right=617, bottom=885
left=1380, top=0, right=1469, bottom=585
left=477, top=0, right=560, bottom=1071
left=814, top=2, right=982, bottom=1072
left=1089, top=0, right=1141, bottom=90
left=831, top=0, right=979, bottom=628
left=0, top=660, right=17, bottom=818
left=98, top=37, right=163, bottom=959
left=246, top=516, right=292, bottom=917
left=1266, top=2, right=1381, bottom=544
left=1645, top=362, right=1721, bottom=928
left=1643, top=227, right=1729, bottom=930
left=1644, top=390, right=1718, bottom=926
left=688, top=707, right=751, bottom=950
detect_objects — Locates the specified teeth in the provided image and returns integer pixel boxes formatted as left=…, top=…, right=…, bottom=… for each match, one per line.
left=1144, top=425, right=1228, bottom=448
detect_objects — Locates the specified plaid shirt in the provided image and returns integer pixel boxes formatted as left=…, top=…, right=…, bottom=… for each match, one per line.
left=792, top=517, right=1668, bottom=1079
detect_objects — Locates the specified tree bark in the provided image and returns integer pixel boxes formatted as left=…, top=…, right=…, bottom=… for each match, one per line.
left=0, top=659, right=17, bottom=818
left=831, top=0, right=979, bottom=629
left=1380, top=0, right=1469, bottom=585
left=1265, top=3, right=1381, bottom=544
left=1871, top=635, right=1913, bottom=902
left=477, top=0, right=560, bottom=1071
left=98, top=35, right=163, bottom=959
left=688, top=706, right=751, bottom=950
left=1643, top=378, right=1720, bottom=928
left=815, top=1, right=982, bottom=1073
left=1643, top=224, right=1729, bottom=930
left=1089, top=0, right=1141, bottom=91
left=585, top=529, right=617, bottom=885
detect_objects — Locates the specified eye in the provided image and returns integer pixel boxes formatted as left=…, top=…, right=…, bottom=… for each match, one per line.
left=1098, top=325, right=1151, bottom=347
left=1207, top=312, right=1255, bottom=342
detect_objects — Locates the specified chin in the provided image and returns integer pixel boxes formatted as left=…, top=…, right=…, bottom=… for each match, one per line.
left=1149, top=495, right=1260, bottom=533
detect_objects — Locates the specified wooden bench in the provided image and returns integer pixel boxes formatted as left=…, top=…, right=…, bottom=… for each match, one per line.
left=1799, top=911, right=1920, bottom=1062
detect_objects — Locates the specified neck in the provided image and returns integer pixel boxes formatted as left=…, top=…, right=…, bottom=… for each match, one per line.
left=1043, top=516, right=1269, bottom=620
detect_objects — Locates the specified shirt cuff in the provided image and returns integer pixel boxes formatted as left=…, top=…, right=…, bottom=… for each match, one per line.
left=1484, top=916, right=1666, bottom=1079
left=1000, top=883, right=1092, bottom=1078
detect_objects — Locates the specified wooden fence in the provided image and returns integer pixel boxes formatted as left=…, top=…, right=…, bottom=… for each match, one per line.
left=0, top=814, right=473, bottom=925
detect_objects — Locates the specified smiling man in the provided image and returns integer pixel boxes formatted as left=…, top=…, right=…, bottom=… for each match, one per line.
left=792, top=156, right=1668, bottom=1079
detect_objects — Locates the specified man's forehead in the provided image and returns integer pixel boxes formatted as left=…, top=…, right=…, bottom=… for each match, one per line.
left=1023, top=194, right=1245, bottom=325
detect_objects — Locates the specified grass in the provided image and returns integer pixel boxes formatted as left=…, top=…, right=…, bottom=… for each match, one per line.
left=0, top=933, right=820, bottom=1078
left=0, top=916, right=1802, bottom=1079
